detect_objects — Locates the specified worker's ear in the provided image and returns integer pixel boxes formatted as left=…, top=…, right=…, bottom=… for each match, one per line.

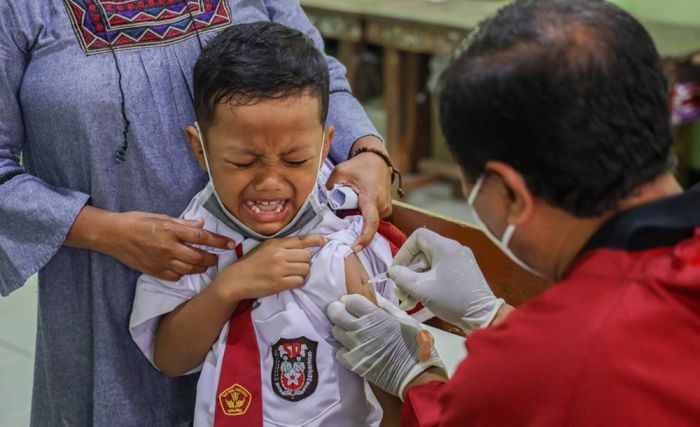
left=484, top=160, right=534, bottom=226
left=185, top=125, right=208, bottom=172
left=321, top=125, right=334, bottom=164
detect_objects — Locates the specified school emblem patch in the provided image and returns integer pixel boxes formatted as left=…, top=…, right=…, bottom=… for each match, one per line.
left=218, top=383, right=252, bottom=416
left=271, top=337, right=318, bottom=402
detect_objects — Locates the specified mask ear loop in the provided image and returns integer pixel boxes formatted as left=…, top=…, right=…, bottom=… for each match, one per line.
left=468, top=173, right=516, bottom=246
left=467, top=175, right=485, bottom=206
left=194, top=122, right=214, bottom=176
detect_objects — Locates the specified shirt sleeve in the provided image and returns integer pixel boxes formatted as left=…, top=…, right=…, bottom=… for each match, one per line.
left=0, top=6, right=90, bottom=296
left=263, top=0, right=382, bottom=162
left=129, top=268, right=215, bottom=371
left=302, top=215, right=397, bottom=312
left=402, top=381, right=446, bottom=427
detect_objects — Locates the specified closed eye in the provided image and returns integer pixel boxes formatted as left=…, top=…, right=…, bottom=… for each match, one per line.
left=285, top=158, right=311, bottom=168
left=228, top=160, right=256, bottom=168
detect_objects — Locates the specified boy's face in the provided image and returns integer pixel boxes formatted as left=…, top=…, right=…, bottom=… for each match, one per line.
left=186, top=94, right=333, bottom=235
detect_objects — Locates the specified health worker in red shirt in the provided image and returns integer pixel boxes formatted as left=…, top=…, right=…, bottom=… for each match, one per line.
left=327, top=0, right=700, bottom=426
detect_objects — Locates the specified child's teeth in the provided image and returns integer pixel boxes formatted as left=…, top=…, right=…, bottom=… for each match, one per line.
left=251, top=204, right=261, bottom=213
left=274, top=204, right=283, bottom=213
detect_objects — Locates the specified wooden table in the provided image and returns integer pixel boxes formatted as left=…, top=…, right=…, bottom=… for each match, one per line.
left=302, top=0, right=700, bottom=179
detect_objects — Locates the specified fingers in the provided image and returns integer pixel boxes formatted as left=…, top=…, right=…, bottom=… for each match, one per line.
left=340, top=294, right=381, bottom=318
left=172, top=244, right=218, bottom=268
left=388, top=266, right=427, bottom=300
left=169, top=259, right=209, bottom=276
left=157, top=269, right=184, bottom=282
left=376, top=293, right=409, bottom=319
left=282, top=262, right=311, bottom=278
left=282, top=234, right=326, bottom=249
left=170, top=217, right=204, bottom=227
left=174, top=223, right=235, bottom=250
left=277, top=275, right=306, bottom=290
left=332, top=326, right=359, bottom=354
left=392, top=228, right=436, bottom=267
left=325, top=165, right=348, bottom=190
left=353, top=195, right=379, bottom=252
left=327, top=300, right=362, bottom=331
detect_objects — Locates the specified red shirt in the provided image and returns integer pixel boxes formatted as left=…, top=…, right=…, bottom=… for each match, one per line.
left=403, top=187, right=700, bottom=426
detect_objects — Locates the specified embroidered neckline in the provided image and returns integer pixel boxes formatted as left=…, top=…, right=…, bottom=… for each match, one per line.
left=63, top=0, right=233, bottom=54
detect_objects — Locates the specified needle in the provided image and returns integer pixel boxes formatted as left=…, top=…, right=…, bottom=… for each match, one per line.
left=367, top=256, right=429, bottom=284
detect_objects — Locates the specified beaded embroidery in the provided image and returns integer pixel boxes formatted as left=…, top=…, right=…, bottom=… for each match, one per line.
left=63, top=0, right=233, bottom=54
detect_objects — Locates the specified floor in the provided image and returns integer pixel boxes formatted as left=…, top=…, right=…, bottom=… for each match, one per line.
left=0, top=184, right=468, bottom=426
left=0, top=275, right=37, bottom=427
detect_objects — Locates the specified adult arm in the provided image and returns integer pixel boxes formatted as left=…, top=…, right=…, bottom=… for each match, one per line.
left=0, top=7, right=90, bottom=296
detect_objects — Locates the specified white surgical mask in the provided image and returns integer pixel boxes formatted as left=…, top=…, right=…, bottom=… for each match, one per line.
left=194, top=121, right=325, bottom=240
left=467, top=174, right=544, bottom=278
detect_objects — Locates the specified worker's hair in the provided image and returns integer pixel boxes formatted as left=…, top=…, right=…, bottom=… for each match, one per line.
left=193, top=22, right=329, bottom=132
left=439, top=0, right=674, bottom=217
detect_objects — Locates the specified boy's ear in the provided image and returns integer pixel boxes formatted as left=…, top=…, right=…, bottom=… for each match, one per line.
left=185, top=125, right=208, bottom=172
left=321, top=125, right=334, bottom=163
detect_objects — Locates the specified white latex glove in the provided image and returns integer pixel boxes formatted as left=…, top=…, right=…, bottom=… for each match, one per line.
left=327, top=294, right=446, bottom=399
left=389, top=228, right=505, bottom=334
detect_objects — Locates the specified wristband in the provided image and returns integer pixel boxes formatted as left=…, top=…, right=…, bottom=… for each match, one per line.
left=350, top=146, right=405, bottom=198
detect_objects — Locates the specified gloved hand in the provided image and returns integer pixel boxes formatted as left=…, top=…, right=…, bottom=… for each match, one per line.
left=389, top=228, right=505, bottom=334
left=327, top=294, right=447, bottom=399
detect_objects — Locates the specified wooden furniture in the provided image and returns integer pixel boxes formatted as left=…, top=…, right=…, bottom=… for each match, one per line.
left=302, top=0, right=507, bottom=177
left=302, top=0, right=700, bottom=190
left=389, top=200, right=550, bottom=335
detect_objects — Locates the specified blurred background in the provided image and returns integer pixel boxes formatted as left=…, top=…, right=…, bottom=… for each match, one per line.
left=304, top=0, right=700, bottom=218
left=2, top=1, right=699, bottom=425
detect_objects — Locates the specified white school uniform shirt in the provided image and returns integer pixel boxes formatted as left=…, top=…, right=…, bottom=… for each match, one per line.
left=130, top=183, right=397, bottom=427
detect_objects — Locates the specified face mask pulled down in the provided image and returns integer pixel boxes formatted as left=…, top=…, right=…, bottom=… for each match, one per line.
left=195, top=122, right=325, bottom=241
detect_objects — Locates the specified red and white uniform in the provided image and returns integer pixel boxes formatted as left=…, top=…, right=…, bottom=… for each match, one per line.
left=403, top=186, right=700, bottom=426
left=130, top=184, right=397, bottom=427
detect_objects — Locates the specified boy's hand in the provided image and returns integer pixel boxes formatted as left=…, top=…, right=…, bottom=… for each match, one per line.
left=217, top=234, right=326, bottom=302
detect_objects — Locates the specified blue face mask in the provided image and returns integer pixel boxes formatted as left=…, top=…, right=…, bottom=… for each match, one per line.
left=466, top=174, right=544, bottom=278
left=194, top=121, right=325, bottom=241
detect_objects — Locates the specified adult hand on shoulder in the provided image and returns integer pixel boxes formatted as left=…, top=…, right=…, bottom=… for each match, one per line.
left=327, top=136, right=392, bottom=252
left=389, top=228, right=507, bottom=334
left=327, top=294, right=447, bottom=399
left=217, top=234, right=326, bottom=302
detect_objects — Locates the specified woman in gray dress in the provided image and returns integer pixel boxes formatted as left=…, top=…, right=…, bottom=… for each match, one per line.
left=0, top=1, right=393, bottom=425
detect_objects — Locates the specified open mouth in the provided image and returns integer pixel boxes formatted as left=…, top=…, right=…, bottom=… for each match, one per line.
left=243, top=199, right=291, bottom=223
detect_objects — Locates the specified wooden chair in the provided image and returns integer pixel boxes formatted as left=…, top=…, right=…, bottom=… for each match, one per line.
left=389, top=201, right=550, bottom=335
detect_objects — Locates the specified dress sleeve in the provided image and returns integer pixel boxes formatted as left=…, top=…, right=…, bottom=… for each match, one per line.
left=263, top=0, right=382, bottom=162
left=0, top=7, right=90, bottom=296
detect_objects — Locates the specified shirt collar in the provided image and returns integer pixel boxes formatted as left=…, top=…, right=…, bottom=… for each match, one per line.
left=580, top=183, right=700, bottom=255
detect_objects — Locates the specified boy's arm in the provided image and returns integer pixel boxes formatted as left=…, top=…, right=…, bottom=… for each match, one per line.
left=154, top=268, right=240, bottom=377
left=154, top=235, right=325, bottom=377
left=344, top=253, right=403, bottom=427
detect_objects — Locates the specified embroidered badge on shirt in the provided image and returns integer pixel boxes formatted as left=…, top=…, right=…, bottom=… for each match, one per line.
left=218, top=383, right=252, bottom=417
left=271, top=337, right=318, bottom=402
left=63, top=0, right=233, bottom=54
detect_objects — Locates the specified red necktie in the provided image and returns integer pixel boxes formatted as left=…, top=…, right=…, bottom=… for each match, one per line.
left=214, top=244, right=263, bottom=426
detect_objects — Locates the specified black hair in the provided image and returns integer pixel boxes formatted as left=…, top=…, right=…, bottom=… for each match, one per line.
left=193, top=22, right=330, bottom=132
left=439, top=0, right=674, bottom=217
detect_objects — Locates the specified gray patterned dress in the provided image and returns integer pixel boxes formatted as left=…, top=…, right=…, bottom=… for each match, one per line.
left=0, top=1, right=378, bottom=425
